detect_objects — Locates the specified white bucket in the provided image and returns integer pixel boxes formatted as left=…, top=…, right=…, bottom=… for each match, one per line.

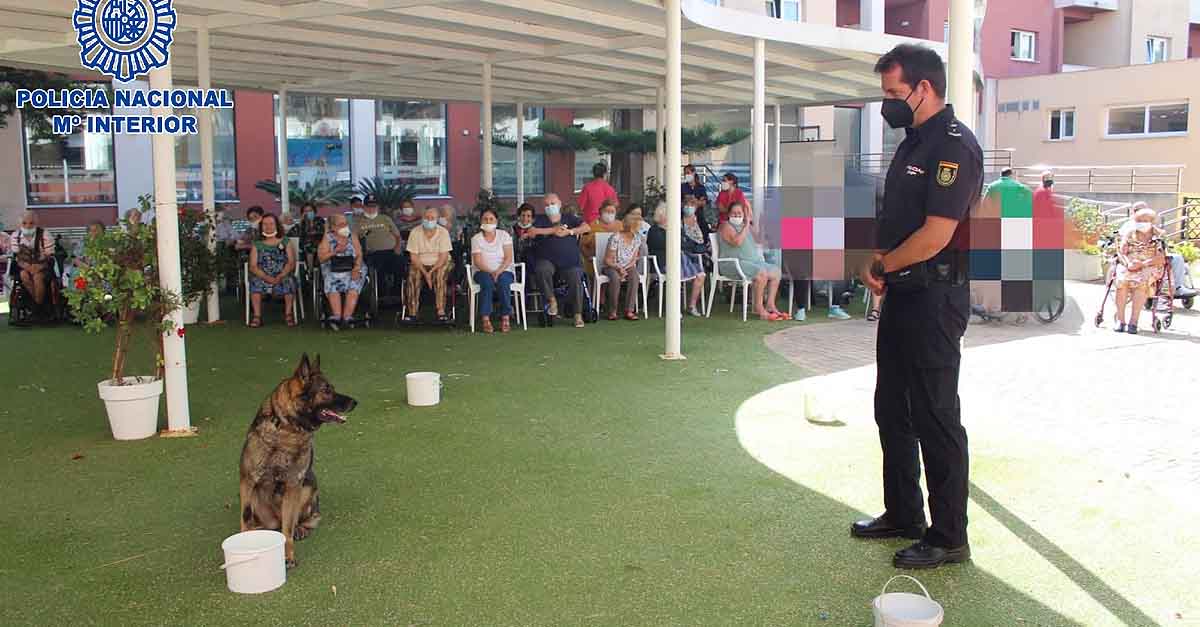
left=97, top=377, right=163, bottom=440
left=873, top=575, right=944, bottom=627
left=406, top=372, right=441, bottom=406
left=182, top=298, right=201, bottom=325
left=220, top=530, right=287, bottom=594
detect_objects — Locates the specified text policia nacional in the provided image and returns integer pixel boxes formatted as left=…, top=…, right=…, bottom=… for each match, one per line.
left=15, top=88, right=234, bottom=136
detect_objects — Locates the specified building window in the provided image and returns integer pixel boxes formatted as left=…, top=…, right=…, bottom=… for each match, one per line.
left=1049, top=109, right=1075, bottom=141
left=1106, top=103, right=1189, bottom=137
left=1011, top=30, right=1036, bottom=61
left=376, top=100, right=447, bottom=197
left=572, top=109, right=612, bottom=192
left=780, top=0, right=799, bottom=21
left=1145, top=37, right=1170, bottom=63
left=274, top=94, right=351, bottom=188
left=492, top=105, right=545, bottom=197
left=943, top=20, right=949, bottom=43
left=23, top=86, right=115, bottom=206
left=175, top=107, right=237, bottom=202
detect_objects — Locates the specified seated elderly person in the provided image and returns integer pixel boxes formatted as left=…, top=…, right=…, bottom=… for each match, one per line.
left=317, top=213, right=365, bottom=331
left=526, top=193, right=591, bottom=328
left=602, top=212, right=645, bottom=321
left=7, top=211, right=56, bottom=311
left=64, top=221, right=106, bottom=290
left=1112, top=204, right=1165, bottom=334
left=581, top=198, right=623, bottom=260
left=356, top=196, right=406, bottom=302
left=647, top=202, right=708, bottom=317
left=405, top=206, right=454, bottom=323
left=719, top=202, right=785, bottom=321
left=248, top=213, right=298, bottom=327
left=513, top=203, right=536, bottom=266
left=471, top=208, right=516, bottom=334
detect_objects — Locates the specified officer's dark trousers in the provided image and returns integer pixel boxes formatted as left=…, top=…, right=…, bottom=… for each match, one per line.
left=874, top=282, right=970, bottom=548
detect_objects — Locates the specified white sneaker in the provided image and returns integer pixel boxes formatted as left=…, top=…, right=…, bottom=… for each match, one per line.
left=793, top=308, right=807, bottom=321
left=828, top=306, right=851, bottom=320
left=688, top=307, right=703, bottom=317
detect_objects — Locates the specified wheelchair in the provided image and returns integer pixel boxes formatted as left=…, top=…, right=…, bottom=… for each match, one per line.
left=5, top=256, right=67, bottom=328
left=310, top=263, right=375, bottom=330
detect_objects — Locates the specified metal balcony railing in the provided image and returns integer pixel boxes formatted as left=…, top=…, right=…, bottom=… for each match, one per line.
left=848, top=149, right=1015, bottom=176
left=1012, top=165, right=1185, bottom=194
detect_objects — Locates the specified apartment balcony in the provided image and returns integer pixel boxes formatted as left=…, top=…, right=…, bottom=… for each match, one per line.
left=1054, top=0, right=1118, bottom=13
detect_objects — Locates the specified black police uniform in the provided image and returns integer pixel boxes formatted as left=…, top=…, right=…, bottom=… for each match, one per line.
left=875, top=104, right=982, bottom=550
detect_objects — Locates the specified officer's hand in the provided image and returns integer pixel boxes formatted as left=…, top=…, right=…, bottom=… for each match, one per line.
left=861, top=254, right=886, bottom=296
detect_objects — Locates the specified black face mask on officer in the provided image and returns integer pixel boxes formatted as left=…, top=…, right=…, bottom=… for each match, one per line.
left=880, top=84, right=927, bottom=130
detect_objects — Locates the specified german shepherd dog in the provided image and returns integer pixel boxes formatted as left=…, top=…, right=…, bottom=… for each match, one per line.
left=239, top=353, right=356, bottom=567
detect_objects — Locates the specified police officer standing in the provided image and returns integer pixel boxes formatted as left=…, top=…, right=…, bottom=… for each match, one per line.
left=854, top=44, right=982, bottom=570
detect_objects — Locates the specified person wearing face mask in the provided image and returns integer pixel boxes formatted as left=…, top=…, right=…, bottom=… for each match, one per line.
left=577, top=161, right=619, bottom=225
left=394, top=200, right=421, bottom=237
left=236, top=206, right=264, bottom=252
left=470, top=208, right=516, bottom=333
left=582, top=198, right=623, bottom=261
left=719, top=203, right=784, bottom=321
left=1112, top=204, right=1164, bottom=334
left=647, top=202, right=707, bottom=317
left=297, top=202, right=326, bottom=267
left=248, top=213, right=298, bottom=327
left=348, top=196, right=365, bottom=218
left=716, top=172, right=752, bottom=226
left=7, top=211, right=56, bottom=313
left=681, top=165, right=709, bottom=209
left=853, top=44, right=983, bottom=571
left=528, top=192, right=590, bottom=328
left=1032, top=170, right=1061, bottom=224
left=317, top=213, right=365, bottom=330
left=404, top=207, right=454, bottom=323
left=355, top=195, right=406, bottom=304
left=602, top=212, right=646, bottom=321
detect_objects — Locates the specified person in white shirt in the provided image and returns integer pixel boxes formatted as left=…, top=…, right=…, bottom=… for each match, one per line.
left=470, top=208, right=515, bottom=333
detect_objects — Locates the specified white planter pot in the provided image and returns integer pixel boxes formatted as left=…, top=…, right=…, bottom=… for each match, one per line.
left=182, top=298, right=201, bottom=325
left=1064, top=249, right=1103, bottom=282
left=97, top=377, right=163, bottom=440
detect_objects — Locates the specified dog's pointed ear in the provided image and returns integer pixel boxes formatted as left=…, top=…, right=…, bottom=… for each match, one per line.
left=314, top=354, right=322, bottom=373
left=295, top=353, right=313, bottom=381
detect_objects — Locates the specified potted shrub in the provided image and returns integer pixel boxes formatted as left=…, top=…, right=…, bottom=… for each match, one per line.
left=179, top=205, right=218, bottom=324
left=65, top=202, right=181, bottom=441
left=1064, top=198, right=1108, bottom=281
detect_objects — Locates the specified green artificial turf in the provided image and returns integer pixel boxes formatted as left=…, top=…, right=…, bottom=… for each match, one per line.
left=0, top=302, right=1182, bottom=626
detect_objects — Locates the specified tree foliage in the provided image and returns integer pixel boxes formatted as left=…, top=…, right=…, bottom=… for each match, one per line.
left=493, top=119, right=750, bottom=156
left=0, top=66, right=90, bottom=139
left=255, top=179, right=355, bottom=208
left=355, top=176, right=416, bottom=211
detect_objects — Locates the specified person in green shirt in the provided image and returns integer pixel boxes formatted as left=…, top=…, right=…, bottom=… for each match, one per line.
left=354, top=195, right=406, bottom=302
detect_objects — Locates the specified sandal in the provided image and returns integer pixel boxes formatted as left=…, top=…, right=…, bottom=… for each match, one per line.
left=285, top=313, right=297, bottom=327
left=608, top=311, right=619, bottom=321
left=574, top=316, right=586, bottom=328
left=500, top=317, right=511, bottom=333
left=481, top=318, right=494, bottom=334
left=867, top=308, right=880, bottom=322
left=249, top=316, right=262, bottom=328
left=624, top=311, right=638, bottom=321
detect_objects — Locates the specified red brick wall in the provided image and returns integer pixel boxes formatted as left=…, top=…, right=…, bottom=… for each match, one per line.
left=233, top=89, right=279, bottom=216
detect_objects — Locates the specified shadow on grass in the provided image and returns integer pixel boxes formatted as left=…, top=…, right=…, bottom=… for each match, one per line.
left=970, top=483, right=1157, bottom=627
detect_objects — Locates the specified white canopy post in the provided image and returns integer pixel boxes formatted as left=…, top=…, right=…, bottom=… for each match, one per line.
left=948, top=0, right=975, bottom=130
left=772, top=104, right=782, bottom=186
left=481, top=61, right=494, bottom=191
left=197, top=25, right=220, bottom=323
left=516, top=100, right=525, bottom=205
left=656, top=85, right=665, bottom=185
left=860, top=0, right=885, bottom=166
left=751, top=38, right=766, bottom=213
left=662, top=0, right=684, bottom=360
left=277, top=87, right=290, bottom=216
left=148, top=63, right=192, bottom=435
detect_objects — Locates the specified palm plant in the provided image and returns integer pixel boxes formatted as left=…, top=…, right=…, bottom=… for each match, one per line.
left=355, top=176, right=417, bottom=212
left=254, top=179, right=354, bottom=208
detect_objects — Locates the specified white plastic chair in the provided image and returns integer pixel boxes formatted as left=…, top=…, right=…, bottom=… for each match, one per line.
left=591, top=231, right=647, bottom=317
left=467, top=262, right=527, bottom=333
left=706, top=232, right=752, bottom=321
left=646, top=253, right=707, bottom=318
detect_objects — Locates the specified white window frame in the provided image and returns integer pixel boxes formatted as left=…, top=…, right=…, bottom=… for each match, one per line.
left=1145, top=36, right=1169, bottom=64
left=1104, top=102, right=1189, bottom=140
left=1048, top=108, right=1075, bottom=141
left=1010, top=29, right=1036, bottom=62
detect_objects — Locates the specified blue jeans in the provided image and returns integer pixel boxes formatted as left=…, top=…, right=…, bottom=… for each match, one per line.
left=475, top=270, right=514, bottom=316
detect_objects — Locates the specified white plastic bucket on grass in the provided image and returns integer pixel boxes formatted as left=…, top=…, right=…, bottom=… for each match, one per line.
left=873, top=575, right=944, bottom=627
left=97, top=377, right=163, bottom=440
left=182, top=298, right=201, bottom=324
left=220, top=530, right=286, bottom=594
left=406, top=372, right=441, bottom=406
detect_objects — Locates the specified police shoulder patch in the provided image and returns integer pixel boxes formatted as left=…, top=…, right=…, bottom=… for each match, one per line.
left=936, top=161, right=959, bottom=187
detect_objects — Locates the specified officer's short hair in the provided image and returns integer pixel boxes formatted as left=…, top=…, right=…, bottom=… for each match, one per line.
left=874, top=43, right=946, bottom=99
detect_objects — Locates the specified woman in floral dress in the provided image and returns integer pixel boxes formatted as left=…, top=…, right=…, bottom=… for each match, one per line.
left=248, top=213, right=297, bottom=327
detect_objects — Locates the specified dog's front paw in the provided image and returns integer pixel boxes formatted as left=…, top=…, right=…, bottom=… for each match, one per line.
left=285, top=557, right=298, bottom=569
left=293, top=527, right=311, bottom=541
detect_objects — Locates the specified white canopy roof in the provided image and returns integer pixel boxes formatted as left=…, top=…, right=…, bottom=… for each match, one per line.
left=0, top=0, right=943, bottom=107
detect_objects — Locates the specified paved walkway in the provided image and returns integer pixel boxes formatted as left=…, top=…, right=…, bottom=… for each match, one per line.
left=764, top=280, right=1200, bottom=504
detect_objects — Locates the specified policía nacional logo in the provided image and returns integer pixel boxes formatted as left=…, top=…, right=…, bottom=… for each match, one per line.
left=73, top=0, right=178, bottom=82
